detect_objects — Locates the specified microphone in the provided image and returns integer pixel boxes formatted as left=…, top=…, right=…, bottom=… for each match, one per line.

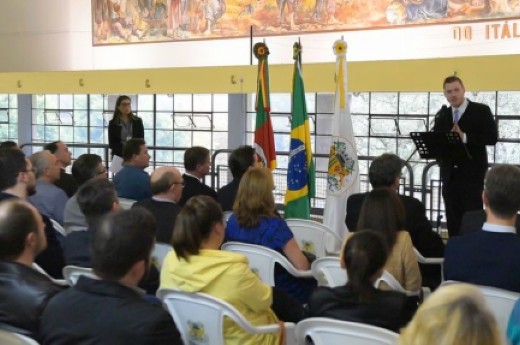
left=435, top=105, right=448, bottom=119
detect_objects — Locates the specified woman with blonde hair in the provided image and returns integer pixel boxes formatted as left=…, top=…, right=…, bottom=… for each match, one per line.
left=160, top=196, right=284, bottom=345
left=400, top=283, right=502, bottom=345
left=225, top=167, right=316, bottom=304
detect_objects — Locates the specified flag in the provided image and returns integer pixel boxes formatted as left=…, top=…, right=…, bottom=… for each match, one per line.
left=323, top=39, right=360, bottom=249
left=284, top=42, right=315, bottom=219
left=253, top=42, right=277, bottom=170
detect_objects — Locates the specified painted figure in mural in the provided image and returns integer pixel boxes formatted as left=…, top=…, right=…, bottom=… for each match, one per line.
left=94, top=0, right=111, bottom=42
left=406, top=0, right=448, bottom=21
left=166, top=0, right=182, bottom=37
left=203, top=0, right=226, bottom=34
left=277, top=0, right=298, bottom=29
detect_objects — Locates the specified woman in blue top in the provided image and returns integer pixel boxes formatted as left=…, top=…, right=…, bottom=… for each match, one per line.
left=225, top=167, right=316, bottom=304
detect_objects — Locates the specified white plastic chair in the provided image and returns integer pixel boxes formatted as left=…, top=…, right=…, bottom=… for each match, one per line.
left=311, top=257, right=347, bottom=287
left=374, top=270, right=419, bottom=297
left=0, top=329, right=40, bottom=345
left=49, top=218, right=66, bottom=237
left=62, top=265, right=97, bottom=286
left=294, top=317, right=399, bottom=345
left=442, top=281, right=520, bottom=334
left=286, top=219, right=342, bottom=257
left=118, top=197, right=137, bottom=210
left=221, top=242, right=312, bottom=286
left=157, top=289, right=295, bottom=345
left=413, top=247, right=444, bottom=282
left=152, top=242, right=172, bottom=270
left=32, top=263, right=67, bottom=286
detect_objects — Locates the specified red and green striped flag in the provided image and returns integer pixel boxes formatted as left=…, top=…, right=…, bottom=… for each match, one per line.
left=284, top=42, right=315, bottom=219
left=253, top=42, right=277, bottom=170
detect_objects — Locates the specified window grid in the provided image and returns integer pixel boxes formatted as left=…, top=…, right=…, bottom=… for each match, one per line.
left=0, top=94, right=18, bottom=142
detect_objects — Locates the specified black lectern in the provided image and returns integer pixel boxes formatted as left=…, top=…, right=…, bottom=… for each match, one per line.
left=410, top=132, right=471, bottom=161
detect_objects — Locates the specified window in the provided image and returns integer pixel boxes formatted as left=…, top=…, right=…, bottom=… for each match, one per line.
left=0, top=94, right=18, bottom=142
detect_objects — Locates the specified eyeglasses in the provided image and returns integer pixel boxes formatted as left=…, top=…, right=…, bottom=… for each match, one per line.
left=120, top=102, right=131, bottom=107
left=23, top=168, right=35, bottom=174
left=96, top=169, right=107, bottom=175
left=172, top=181, right=185, bottom=187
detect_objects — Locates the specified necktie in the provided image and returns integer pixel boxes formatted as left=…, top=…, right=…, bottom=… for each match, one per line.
left=453, top=109, right=460, bottom=124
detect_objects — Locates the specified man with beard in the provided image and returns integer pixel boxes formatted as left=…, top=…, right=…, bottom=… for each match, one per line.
left=0, top=149, right=65, bottom=278
left=0, top=200, right=64, bottom=341
left=40, top=208, right=182, bottom=345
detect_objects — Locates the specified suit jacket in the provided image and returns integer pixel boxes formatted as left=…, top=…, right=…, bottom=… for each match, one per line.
left=217, top=178, right=241, bottom=211
left=0, top=261, right=63, bottom=340
left=108, top=116, right=145, bottom=158
left=308, top=285, right=416, bottom=333
left=0, top=192, right=65, bottom=278
left=432, top=100, right=498, bottom=183
left=444, top=230, right=520, bottom=292
left=178, top=174, right=218, bottom=207
left=40, top=276, right=182, bottom=345
left=132, top=198, right=181, bottom=243
left=54, top=169, right=78, bottom=198
left=346, top=192, right=445, bottom=257
left=460, top=209, right=520, bottom=236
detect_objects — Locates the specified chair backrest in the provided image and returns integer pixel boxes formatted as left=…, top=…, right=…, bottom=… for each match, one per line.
left=295, top=317, right=399, bottom=345
left=0, top=329, right=40, bottom=345
left=157, top=289, right=290, bottom=345
left=221, top=242, right=312, bottom=286
left=62, top=265, right=97, bottom=286
left=32, top=263, right=67, bottom=286
left=118, top=198, right=137, bottom=210
left=478, top=285, right=520, bottom=334
left=152, top=242, right=172, bottom=270
left=286, top=219, right=342, bottom=257
left=311, top=257, right=347, bottom=287
left=49, top=218, right=66, bottom=237
left=374, top=271, right=419, bottom=297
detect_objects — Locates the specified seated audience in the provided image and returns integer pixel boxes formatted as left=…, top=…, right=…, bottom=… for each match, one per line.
left=41, top=208, right=182, bottom=345
left=444, top=164, right=520, bottom=292
left=346, top=153, right=444, bottom=289
left=44, top=141, right=77, bottom=197
left=161, top=195, right=288, bottom=345
left=343, top=189, right=422, bottom=292
left=132, top=166, right=183, bottom=243
left=0, top=149, right=65, bottom=278
left=0, top=200, right=63, bottom=340
left=400, top=284, right=501, bottom=345
left=218, top=145, right=256, bottom=211
left=0, top=140, right=18, bottom=151
left=178, top=146, right=217, bottom=206
left=63, top=154, right=107, bottom=234
left=226, top=167, right=316, bottom=304
left=64, top=178, right=119, bottom=267
left=309, top=231, right=416, bottom=332
left=114, top=138, right=152, bottom=201
left=28, top=150, right=69, bottom=224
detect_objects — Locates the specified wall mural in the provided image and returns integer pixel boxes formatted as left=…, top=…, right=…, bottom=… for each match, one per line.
left=92, top=0, right=520, bottom=45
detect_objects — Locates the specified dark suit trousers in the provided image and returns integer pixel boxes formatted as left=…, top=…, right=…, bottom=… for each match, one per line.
left=442, top=168, right=483, bottom=238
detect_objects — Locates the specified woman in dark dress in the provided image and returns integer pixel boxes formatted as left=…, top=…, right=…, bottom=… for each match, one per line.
left=108, top=95, right=144, bottom=168
left=308, top=230, right=417, bottom=333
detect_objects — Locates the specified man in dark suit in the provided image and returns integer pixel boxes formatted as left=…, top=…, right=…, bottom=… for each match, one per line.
left=217, top=145, right=256, bottom=211
left=433, top=75, right=498, bottom=238
left=44, top=141, right=78, bottom=198
left=444, top=164, right=520, bottom=292
left=40, top=208, right=182, bottom=344
left=132, top=166, right=183, bottom=243
left=345, top=153, right=445, bottom=289
left=179, top=146, right=217, bottom=206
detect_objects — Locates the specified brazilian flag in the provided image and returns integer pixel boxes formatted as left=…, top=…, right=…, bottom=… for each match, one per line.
left=284, top=42, right=315, bottom=219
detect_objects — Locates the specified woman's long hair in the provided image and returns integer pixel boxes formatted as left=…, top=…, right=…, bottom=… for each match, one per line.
left=172, top=195, right=223, bottom=261
left=344, top=230, right=389, bottom=301
left=111, top=95, right=134, bottom=121
left=233, top=167, right=277, bottom=228
left=357, top=189, right=405, bottom=249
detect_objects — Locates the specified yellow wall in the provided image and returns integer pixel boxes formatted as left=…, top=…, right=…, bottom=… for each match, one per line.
left=0, top=54, right=518, bottom=94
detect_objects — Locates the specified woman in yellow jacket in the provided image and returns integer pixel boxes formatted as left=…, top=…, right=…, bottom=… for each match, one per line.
left=160, top=195, right=281, bottom=345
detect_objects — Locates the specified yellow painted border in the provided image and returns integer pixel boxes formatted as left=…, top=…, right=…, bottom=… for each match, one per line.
left=0, top=54, right=518, bottom=94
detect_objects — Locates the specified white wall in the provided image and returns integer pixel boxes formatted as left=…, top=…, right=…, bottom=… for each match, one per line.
left=1, top=0, right=519, bottom=72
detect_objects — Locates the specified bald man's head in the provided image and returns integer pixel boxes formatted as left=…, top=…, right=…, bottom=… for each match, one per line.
left=150, top=167, right=184, bottom=203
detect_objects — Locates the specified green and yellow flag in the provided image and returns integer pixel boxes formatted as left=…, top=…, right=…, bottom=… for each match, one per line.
left=253, top=42, right=277, bottom=170
left=284, top=42, right=315, bottom=219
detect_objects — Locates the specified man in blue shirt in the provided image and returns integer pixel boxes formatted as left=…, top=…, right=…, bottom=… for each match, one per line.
left=444, top=164, right=520, bottom=292
left=114, top=138, right=152, bottom=201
